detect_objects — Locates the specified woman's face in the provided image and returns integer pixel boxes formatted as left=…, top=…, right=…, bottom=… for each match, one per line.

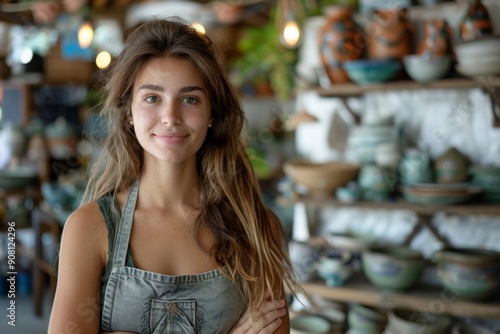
left=131, top=56, right=211, bottom=165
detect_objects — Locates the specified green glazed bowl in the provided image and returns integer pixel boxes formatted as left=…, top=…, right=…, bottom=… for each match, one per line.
left=362, top=246, right=425, bottom=290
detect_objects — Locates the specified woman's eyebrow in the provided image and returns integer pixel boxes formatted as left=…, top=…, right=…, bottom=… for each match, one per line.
left=179, top=86, right=206, bottom=93
left=137, top=84, right=164, bottom=92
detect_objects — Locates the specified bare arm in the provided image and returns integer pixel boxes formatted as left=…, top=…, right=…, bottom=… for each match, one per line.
left=230, top=212, right=291, bottom=333
left=48, top=202, right=107, bottom=333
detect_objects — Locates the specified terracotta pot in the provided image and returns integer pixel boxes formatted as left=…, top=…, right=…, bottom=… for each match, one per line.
left=366, top=8, right=412, bottom=60
left=460, top=0, right=493, bottom=42
left=417, top=19, right=453, bottom=56
left=318, top=6, right=364, bottom=84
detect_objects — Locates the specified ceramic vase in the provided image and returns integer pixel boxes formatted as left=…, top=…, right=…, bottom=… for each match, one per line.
left=460, top=0, right=493, bottom=42
left=366, top=8, right=412, bottom=60
left=416, top=19, right=453, bottom=56
left=318, top=5, right=364, bottom=84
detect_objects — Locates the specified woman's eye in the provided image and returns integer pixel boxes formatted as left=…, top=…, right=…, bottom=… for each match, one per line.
left=183, top=96, right=198, bottom=104
left=145, top=95, right=159, bottom=103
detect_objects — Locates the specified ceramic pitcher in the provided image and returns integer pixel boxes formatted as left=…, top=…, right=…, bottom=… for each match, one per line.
left=434, top=147, right=469, bottom=184
left=366, top=8, right=412, bottom=60
left=416, top=19, right=453, bottom=56
left=318, top=5, right=364, bottom=83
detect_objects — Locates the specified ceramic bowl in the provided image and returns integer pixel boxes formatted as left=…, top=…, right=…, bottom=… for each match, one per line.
left=456, top=60, right=500, bottom=77
left=362, top=246, right=426, bottom=290
left=336, top=184, right=361, bottom=203
left=347, top=304, right=387, bottom=333
left=435, top=247, right=500, bottom=300
left=283, top=159, right=360, bottom=199
left=436, top=247, right=500, bottom=265
left=388, top=310, right=451, bottom=334
left=342, top=59, right=402, bottom=85
left=316, top=254, right=354, bottom=287
left=403, top=54, right=451, bottom=83
left=325, top=232, right=375, bottom=253
left=453, top=36, right=500, bottom=60
left=290, top=314, right=332, bottom=334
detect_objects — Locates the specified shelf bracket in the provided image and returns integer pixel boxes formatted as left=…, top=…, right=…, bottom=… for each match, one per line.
left=476, top=76, right=500, bottom=127
left=418, top=214, right=451, bottom=247
left=339, top=96, right=361, bottom=125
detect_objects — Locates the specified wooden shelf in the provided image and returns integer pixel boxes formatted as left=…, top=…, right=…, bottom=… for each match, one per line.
left=277, top=196, right=500, bottom=217
left=306, top=77, right=500, bottom=98
left=299, top=277, right=500, bottom=320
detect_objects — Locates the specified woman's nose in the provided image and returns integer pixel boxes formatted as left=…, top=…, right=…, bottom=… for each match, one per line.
left=161, top=102, right=182, bottom=125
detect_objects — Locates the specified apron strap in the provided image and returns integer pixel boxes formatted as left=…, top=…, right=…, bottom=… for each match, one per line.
left=112, top=178, right=139, bottom=266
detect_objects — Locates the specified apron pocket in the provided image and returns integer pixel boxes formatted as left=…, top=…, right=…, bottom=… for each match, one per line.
left=150, top=299, right=196, bottom=334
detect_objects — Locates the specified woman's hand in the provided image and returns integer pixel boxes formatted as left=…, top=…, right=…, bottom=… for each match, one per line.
left=230, top=299, right=288, bottom=333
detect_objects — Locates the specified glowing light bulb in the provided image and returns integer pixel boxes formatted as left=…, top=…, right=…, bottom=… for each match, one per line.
left=96, top=51, right=111, bottom=69
left=78, top=22, right=94, bottom=49
left=282, top=20, right=300, bottom=48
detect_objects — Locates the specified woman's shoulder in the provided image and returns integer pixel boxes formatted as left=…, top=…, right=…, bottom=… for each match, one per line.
left=61, top=201, right=109, bottom=260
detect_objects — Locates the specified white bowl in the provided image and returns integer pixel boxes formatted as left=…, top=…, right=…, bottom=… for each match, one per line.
left=456, top=60, right=500, bottom=77
left=454, top=36, right=500, bottom=60
left=403, top=54, right=452, bottom=83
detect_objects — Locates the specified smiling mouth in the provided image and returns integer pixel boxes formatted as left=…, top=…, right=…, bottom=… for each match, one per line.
left=154, top=133, right=189, bottom=144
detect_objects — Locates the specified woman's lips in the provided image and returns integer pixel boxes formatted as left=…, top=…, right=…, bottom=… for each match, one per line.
left=154, top=133, right=188, bottom=144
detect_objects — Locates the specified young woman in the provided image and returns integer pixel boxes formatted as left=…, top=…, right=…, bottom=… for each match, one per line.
left=48, top=18, right=296, bottom=333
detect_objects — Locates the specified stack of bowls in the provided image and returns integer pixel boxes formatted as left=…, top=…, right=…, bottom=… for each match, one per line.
left=435, top=247, right=500, bottom=300
left=469, top=166, right=500, bottom=203
left=385, top=310, right=451, bottom=334
left=347, top=125, right=397, bottom=165
left=362, top=246, right=426, bottom=290
left=454, top=36, right=500, bottom=77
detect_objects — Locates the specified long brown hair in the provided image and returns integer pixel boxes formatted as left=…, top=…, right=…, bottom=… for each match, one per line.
left=82, top=18, right=296, bottom=320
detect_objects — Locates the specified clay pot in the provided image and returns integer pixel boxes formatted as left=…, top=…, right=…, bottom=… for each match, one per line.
left=318, top=6, right=364, bottom=84
left=434, top=147, right=469, bottom=184
left=417, top=19, right=453, bottom=56
left=366, top=8, right=412, bottom=60
left=460, top=0, right=493, bottom=42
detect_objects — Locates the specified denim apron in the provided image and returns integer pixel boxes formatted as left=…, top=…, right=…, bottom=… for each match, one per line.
left=100, top=180, right=247, bottom=333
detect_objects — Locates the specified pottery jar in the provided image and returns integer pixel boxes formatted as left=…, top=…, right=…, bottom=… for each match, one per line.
left=434, top=147, right=469, bottom=184
left=318, top=5, right=364, bottom=84
left=366, top=8, right=412, bottom=60
left=416, top=19, right=453, bottom=56
left=460, top=0, right=493, bottom=42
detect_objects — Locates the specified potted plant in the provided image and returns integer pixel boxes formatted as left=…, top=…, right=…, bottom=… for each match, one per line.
left=229, top=6, right=298, bottom=101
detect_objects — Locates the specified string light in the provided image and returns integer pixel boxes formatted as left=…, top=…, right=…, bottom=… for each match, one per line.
left=96, top=51, right=112, bottom=69
left=277, top=0, right=304, bottom=49
left=78, top=22, right=94, bottom=49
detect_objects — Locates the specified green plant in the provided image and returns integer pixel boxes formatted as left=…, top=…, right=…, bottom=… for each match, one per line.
left=230, top=7, right=298, bottom=101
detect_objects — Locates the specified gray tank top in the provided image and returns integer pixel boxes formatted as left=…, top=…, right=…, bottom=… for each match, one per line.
left=98, top=179, right=246, bottom=333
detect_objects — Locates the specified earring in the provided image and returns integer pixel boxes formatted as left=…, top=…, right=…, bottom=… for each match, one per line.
left=129, top=120, right=134, bottom=126
left=208, top=123, right=212, bottom=128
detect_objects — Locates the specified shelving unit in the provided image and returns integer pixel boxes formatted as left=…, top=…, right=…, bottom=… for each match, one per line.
left=309, top=77, right=500, bottom=97
left=277, top=196, right=500, bottom=217
left=280, top=194, right=500, bottom=321
left=299, top=276, right=500, bottom=320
